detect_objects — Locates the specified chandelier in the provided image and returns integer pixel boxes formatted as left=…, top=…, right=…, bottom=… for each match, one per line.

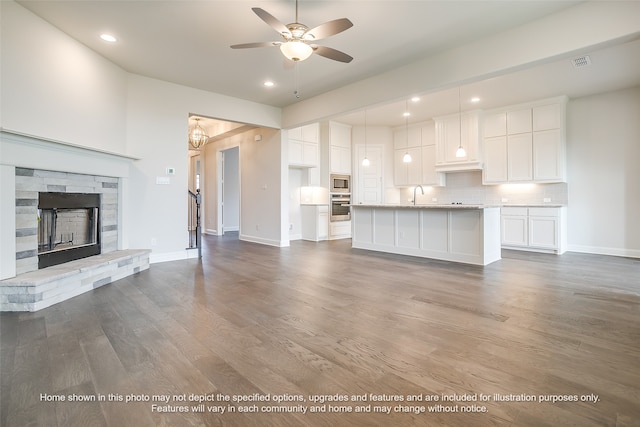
left=189, top=118, right=208, bottom=149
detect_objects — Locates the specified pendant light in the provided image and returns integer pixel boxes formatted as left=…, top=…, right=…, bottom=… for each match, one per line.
left=189, top=117, right=208, bottom=149
left=362, top=110, right=370, bottom=167
left=455, top=87, right=467, bottom=158
left=402, top=101, right=412, bottom=163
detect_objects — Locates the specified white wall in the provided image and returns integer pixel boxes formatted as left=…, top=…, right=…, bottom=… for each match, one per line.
left=203, top=128, right=287, bottom=247
left=566, top=86, right=640, bottom=257
left=288, top=169, right=303, bottom=240
left=0, top=1, right=128, bottom=154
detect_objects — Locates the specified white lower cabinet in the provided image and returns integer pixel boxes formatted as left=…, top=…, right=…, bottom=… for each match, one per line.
left=501, top=207, right=566, bottom=254
left=329, top=221, right=351, bottom=240
left=501, top=207, right=528, bottom=246
left=301, top=205, right=328, bottom=241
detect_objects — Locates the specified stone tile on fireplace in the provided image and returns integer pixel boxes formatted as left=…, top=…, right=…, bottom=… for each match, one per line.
left=13, top=167, right=121, bottom=275
left=1, top=249, right=150, bottom=312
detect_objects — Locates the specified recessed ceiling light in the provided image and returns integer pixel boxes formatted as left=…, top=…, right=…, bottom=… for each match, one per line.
left=411, top=96, right=420, bottom=102
left=100, top=34, right=117, bottom=43
left=263, top=81, right=275, bottom=87
left=403, top=112, right=411, bottom=117
left=471, top=97, right=480, bottom=103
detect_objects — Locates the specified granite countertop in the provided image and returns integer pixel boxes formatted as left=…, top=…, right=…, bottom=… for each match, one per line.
left=501, top=204, right=566, bottom=207
left=352, top=204, right=498, bottom=209
left=352, top=203, right=566, bottom=209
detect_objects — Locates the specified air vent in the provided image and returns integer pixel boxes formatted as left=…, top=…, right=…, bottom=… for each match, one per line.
left=572, top=55, right=591, bottom=68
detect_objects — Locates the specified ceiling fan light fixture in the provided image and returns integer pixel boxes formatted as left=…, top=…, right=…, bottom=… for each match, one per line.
left=280, top=41, right=313, bottom=61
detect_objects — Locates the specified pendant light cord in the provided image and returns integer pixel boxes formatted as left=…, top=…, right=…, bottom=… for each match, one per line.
left=458, top=87, right=462, bottom=149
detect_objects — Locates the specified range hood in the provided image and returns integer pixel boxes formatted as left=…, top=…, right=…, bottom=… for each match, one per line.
left=435, top=161, right=483, bottom=173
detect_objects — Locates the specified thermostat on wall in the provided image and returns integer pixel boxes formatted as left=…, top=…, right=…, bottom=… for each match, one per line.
left=166, top=167, right=175, bottom=175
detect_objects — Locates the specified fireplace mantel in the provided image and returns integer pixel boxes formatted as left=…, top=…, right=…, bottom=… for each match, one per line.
left=1, top=130, right=137, bottom=280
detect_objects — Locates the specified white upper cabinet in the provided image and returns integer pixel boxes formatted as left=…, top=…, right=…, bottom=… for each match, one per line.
left=288, top=123, right=319, bottom=168
left=329, top=122, right=352, bottom=174
left=507, top=108, right=532, bottom=135
left=393, top=121, right=445, bottom=187
left=434, top=111, right=482, bottom=172
left=482, top=96, right=567, bottom=184
left=484, top=112, right=506, bottom=138
left=393, top=126, right=421, bottom=149
left=533, top=129, right=563, bottom=181
left=507, top=133, right=533, bottom=181
left=483, top=136, right=508, bottom=183
left=533, top=103, right=562, bottom=131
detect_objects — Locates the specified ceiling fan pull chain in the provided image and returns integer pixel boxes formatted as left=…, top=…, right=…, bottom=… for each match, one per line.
left=294, top=62, right=300, bottom=99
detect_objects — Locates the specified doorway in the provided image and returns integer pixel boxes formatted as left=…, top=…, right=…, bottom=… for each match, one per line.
left=219, top=146, right=240, bottom=235
left=355, top=144, right=383, bottom=204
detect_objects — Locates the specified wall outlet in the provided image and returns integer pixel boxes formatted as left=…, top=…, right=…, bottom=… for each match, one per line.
left=543, top=198, right=551, bottom=203
left=432, top=197, right=438, bottom=202
left=502, top=198, right=508, bottom=203
left=151, top=238, right=157, bottom=246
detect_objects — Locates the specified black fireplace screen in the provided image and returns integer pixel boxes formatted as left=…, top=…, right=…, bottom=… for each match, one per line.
left=37, top=192, right=101, bottom=268
left=38, top=208, right=99, bottom=253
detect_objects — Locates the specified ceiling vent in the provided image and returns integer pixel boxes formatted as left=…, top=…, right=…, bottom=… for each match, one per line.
left=572, top=55, right=591, bottom=68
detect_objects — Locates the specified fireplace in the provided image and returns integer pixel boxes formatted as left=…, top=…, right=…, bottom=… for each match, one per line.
left=37, top=192, right=101, bottom=269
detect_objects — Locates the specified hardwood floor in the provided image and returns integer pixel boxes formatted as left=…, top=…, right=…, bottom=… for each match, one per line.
left=1, top=234, right=639, bottom=426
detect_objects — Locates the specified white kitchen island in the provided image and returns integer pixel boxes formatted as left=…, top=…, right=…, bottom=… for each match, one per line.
left=351, top=205, right=501, bottom=266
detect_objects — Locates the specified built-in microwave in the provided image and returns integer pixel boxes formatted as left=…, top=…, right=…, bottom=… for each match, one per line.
left=330, top=174, right=351, bottom=193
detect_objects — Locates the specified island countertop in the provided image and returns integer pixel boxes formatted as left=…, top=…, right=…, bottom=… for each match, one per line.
left=351, top=203, right=495, bottom=210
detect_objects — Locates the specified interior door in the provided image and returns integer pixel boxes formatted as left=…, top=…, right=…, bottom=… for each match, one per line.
left=356, top=145, right=383, bottom=205
left=221, top=147, right=240, bottom=234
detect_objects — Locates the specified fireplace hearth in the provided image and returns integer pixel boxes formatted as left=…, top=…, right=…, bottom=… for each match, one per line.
left=38, top=192, right=101, bottom=269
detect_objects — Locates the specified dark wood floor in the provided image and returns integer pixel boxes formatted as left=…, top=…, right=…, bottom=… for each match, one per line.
left=2, top=234, right=639, bottom=426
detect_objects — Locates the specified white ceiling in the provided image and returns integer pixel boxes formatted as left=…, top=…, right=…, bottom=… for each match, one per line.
left=16, top=0, right=640, bottom=129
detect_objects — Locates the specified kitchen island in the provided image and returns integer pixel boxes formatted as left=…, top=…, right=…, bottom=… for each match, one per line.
left=351, top=204, right=501, bottom=266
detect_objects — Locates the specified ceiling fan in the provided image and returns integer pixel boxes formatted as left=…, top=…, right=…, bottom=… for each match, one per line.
left=230, top=0, right=354, bottom=63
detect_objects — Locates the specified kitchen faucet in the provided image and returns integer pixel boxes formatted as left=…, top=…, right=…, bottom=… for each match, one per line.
left=413, top=185, right=424, bottom=206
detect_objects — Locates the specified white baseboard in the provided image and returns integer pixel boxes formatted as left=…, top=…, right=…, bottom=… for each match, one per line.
left=223, top=226, right=239, bottom=232
left=567, top=244, right=640, bottom=259
left=239, top=233, right=289, bottom=247
left=149, top=250, right=191, bottom=264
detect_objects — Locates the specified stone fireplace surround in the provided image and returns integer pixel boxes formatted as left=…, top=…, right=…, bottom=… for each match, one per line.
left=0, top=131, right=149, bottom=312
left=15, top=167, right=119, bottom=274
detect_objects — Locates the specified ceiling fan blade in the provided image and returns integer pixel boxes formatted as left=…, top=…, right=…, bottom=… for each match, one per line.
left=312, top=45, right=353, bottom=63
left=252, top=7, right=291, bottom=36
left=230, top=42, right=281, bottom=49
left=305, top=18, right=353, bottom=40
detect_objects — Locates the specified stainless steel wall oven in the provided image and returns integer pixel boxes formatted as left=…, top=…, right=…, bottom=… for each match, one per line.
left=330, top=193, right=351, bottom=221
